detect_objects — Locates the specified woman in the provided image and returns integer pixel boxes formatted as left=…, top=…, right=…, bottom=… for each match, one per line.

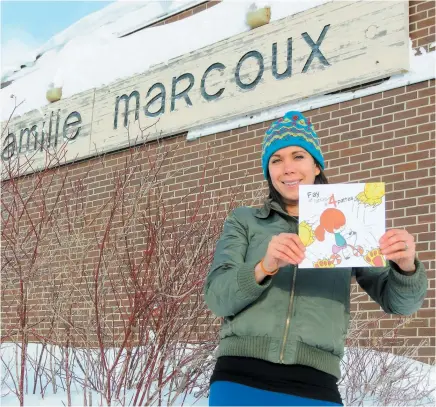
left=204, top=111, right=427, bottom=406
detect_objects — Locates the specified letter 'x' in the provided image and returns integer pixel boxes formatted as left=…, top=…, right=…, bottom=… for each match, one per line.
left=302, top=24, right=331, bottom=73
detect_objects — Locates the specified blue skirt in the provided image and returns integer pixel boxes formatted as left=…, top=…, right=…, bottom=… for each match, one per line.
left=209, top=381, right=342, bottom=406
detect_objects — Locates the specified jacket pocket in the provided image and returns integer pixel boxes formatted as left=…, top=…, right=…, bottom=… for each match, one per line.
left=294, top=268, right=351, bottom=358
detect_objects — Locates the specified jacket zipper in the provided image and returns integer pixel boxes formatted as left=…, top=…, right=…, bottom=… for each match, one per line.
left=279, top=265, right=297, bottom=363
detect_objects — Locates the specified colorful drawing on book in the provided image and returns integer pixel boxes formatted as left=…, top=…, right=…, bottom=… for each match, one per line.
left=299, top=221, right=316, bottom=247
left=299, top=184, right=386, bottom=268
left=313, top=258, right=335, bottom=268
left=364, top=247, right=387, bottom=267
left=354, top=183, right=385, bottom=223
left=314, top=208, right=364, bottom=266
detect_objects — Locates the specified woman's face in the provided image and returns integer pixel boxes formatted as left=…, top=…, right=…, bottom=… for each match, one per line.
left=268, top=146, right=320, bottom=203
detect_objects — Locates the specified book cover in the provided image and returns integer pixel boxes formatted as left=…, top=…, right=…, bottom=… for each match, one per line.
left=298, top=183, right=386, bottom=269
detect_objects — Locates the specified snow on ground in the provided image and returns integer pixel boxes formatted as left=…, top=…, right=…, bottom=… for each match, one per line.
left=0, top=341, right=211, bottom=406
left=1, top=342, right=435, bottom=406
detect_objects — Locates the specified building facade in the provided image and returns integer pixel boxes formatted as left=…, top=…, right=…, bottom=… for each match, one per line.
left=1, top=0, right=435, bottom=365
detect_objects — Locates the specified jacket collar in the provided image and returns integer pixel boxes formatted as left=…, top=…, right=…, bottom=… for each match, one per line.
left=254, top=198, right=297, bottom=220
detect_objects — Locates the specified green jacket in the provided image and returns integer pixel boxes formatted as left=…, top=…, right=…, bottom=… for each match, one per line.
left=204, top=199, right=428, bottom=379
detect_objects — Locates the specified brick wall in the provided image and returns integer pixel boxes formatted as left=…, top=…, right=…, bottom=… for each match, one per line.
left=410, top=0, right=435, bottom=53
left=148, top=1, right=220, bottom=28
left=1, top=1, right=435, bottom=363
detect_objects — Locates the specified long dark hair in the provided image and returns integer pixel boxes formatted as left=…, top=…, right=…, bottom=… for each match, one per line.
left=267, top=160, right=328, bottom=212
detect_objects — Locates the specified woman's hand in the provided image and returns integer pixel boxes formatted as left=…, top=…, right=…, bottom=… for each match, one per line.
left=254, top=233, right=305, bottom=283
left=263, top=233, right=306, bottom=271
left=379, top=229, right=416, bottom=273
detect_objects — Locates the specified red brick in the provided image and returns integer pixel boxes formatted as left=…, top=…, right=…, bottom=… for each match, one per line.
left=396, top=92, right=418, bottom=103
left=312, top=112, right=331, bottom=122
left=406, top=204, right=431, bottom=217
left=329, top=174, right=349, bottom=183
left=407, top=151, right=431, bottom=161
left=395, top=162, right=418, bottom=172
left=320, top=118, right=340, bottom=129
left=382, top=87, right=405, bottom=98
left=350, top=135, right=372, bottom=147
left=248, top=122, right=266, bottom=132
left=372, top=148, right=393, bottom=159
left=412, top=27, right=432, bottom=39
left=362, top=125, right=383, bottom=136
left=340, top=113, right=361, bottom=124
left=372, top=115, right=393, bottom=125
left=332, top=108, right=352, bottom=118
left=418, top=105, right=436, bottom=115
left=418, top=347, right=435, bottom=357
left=383, top=137, right=406, bottom=148
left=361, top=93, right=383, bottom=104
left=340, top=147, right=362, bottom=157
left=383, top=173, right=405, bottom=183
left=394, top=109, right=417, bottom=121
left=406, top=97, right=431, bottom=109
left=383, top=155, right=405, bottom=166
left=410, top=10, right=429, bottom=24
left=419, top=158, right=435, bottom=169
left=417, top=1, right=435, bottom=12
left=339, top=99, right=361, bottom=109
left=394, top=215, right=418, bottom=227
left=351, top=120, right=371, bottom=130
left=419, top=176, right=436, bottom=187
left=417, top=86, right=434, bottom=98
left=408, top=133, right=431, bottom=144
left=419, top=195, right=434, bottom=205
left=417, top=35, right=436, bottom=47
left=362, top=108, right=383, bottom=120
left=371, top=166, right=393, bottom=177
left=362, top=142, right=383, bottom=153
left=231, top=126, right=248, bottom=135
left=352, top=102, right=373, bottom=113
left=374, top=97, right=395, bottom=108
left=318, top=104, right=340, bottom=114
left=396, top=144, right=417, bottom=155
left=405, top=168, right=429, bottom=179
left=418, top=122, right=435, bottom=133
left=330, top=124, right=350, bottom=135
left=384, top=120, right=406, bottom=131
left=324, top=151, right=340, bottom=161
left=418, top=140, right=435, bottom=150
left=329, top=157, right=350, bottom=167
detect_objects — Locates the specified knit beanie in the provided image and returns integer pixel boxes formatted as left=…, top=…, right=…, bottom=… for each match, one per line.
left=261, top=111, right=325, bottom=179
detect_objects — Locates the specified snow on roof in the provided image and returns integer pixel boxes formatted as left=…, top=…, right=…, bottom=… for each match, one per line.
left=0, top=0, right=330, bottom=121
left=1, top=0, right=205, bottom=80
